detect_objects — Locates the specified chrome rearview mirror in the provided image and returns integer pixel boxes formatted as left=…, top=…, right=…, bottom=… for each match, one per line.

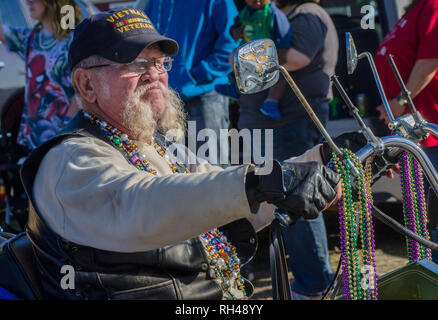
left=233, top=39, right=279, bottom=94
left=346, top=32, right=358, bottom=75
left=233, top=39, right=359, bottom=172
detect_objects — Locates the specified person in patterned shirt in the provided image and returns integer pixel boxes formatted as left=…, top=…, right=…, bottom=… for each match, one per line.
left=0, top=0, right=82, bottom=151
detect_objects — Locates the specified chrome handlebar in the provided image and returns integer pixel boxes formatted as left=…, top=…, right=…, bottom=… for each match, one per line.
left=356, top=132, right=438, bottom=196
left=423, top=122, right=438, bottom=138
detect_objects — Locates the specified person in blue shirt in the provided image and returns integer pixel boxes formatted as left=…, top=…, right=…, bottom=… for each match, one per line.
left=143, top=0, right=240, bottom=165
left=216, top=0, right=292, bottom=120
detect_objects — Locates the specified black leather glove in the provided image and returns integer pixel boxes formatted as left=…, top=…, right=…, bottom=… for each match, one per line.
left=246, top=160, right=340, bottom=222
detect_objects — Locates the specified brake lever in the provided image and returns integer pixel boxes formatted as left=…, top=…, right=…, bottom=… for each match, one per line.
left=369, top=146, right=402, bottom=183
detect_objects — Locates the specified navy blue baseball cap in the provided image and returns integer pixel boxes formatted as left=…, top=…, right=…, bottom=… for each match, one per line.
left=68, top=9, right=179, bottom=71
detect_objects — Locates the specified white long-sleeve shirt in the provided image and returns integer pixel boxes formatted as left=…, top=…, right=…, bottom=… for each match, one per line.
left=33, top=135, right=322, bottom=252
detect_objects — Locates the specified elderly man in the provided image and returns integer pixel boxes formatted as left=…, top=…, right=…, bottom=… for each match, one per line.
left=20, top=9, right=341, bottom=300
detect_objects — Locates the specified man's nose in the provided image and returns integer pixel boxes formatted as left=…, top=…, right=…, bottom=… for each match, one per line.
left=139, top=65, right=161, bottom=82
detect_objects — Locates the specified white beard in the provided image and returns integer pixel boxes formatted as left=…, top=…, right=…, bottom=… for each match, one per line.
left=120, top=81, right=186, bottom=143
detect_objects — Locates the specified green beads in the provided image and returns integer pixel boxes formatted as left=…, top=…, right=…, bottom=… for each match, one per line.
left=332, top=149, right=377, bottom=300
left=112, top=136, right=121, bottom=146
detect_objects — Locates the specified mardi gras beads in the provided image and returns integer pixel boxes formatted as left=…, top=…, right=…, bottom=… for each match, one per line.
left=330, top=149, right=377, bottom=300
left=399, top=151, right=432, bottom=262
left=85, top=112, right=246, bottom=299
left=412, top=158, right=432, bottom=260
left=390, top=128, right=432, bottom=262
left=351, top=155, right=378, bottom=300
left=201, top=229, right=247, bottom=299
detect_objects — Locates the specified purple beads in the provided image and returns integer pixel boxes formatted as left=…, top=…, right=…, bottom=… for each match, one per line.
left=399, top=152, right=432, bottom=262
left=129, top=154, right=140, bottom=165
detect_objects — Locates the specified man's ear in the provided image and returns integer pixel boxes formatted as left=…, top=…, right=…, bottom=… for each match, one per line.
left=73, top=69, right=97, bottom=104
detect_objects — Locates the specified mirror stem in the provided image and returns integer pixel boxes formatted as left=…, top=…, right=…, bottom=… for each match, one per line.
left=358, top=52, right=395, bottom=123
left=277, top=65, right=342, bottom=155
left=278, top=66, right=359, bottom=176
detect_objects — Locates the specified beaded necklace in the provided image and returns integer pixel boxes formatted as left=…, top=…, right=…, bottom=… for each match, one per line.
left=38, top=29, right=56, bottom=50
left=83, top=111, right=247, bottom=299
left=399, top=151, right=432, bottom=262
left=390, top=130, right=432, bottom=262
left=329, top=149, right=377, bottom=300
left=200, top=230, right=247, bottom=299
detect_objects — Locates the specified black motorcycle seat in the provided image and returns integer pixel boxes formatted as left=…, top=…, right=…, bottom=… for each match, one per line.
left=0, top=232, right=44, bottom=300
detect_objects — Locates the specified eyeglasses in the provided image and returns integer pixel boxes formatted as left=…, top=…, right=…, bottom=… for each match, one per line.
left=85, top=56, right=173, bottom=74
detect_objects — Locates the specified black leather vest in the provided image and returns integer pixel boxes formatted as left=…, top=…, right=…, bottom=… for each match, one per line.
left=20, top=112, right=257, bottom=300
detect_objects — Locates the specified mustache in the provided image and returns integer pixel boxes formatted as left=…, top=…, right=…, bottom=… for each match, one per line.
left=136, top=81, right=165, bottom=95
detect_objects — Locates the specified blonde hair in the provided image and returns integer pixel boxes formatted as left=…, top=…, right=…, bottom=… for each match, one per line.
left=35, top=0, right=82, bottom=40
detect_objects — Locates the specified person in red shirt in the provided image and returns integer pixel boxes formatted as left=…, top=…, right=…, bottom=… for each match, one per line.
left=375, top=0, right=438, bottom=263
left=374, top=0, right=438, bottom=147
